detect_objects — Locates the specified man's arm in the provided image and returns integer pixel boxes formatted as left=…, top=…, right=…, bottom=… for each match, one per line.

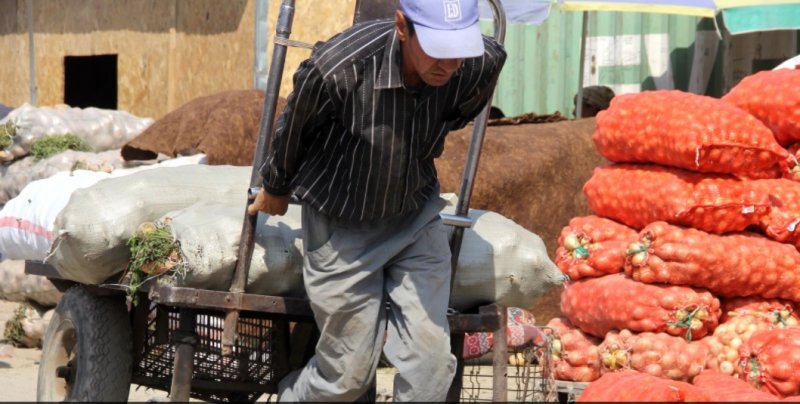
left=249, top=58, right=334, bottom=216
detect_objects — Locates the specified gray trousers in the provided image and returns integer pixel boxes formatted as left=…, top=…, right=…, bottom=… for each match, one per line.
left=278, top=194, right=456, bottom=402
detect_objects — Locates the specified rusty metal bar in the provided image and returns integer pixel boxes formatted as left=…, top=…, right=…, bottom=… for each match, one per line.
left=447, top=310, right=503, bottom=333
left=148, top=286, right=314, bottom=319
left=131, top=293, right=152, bottom=367
left=491, top=304, right=509, bottom=402
left=148, top=285, right=501, bottom=334
left=223, top=0, right=298, bottom=356
left=446, top=332, right=466, bottom=402
left=169, top=309, right=197, bottom=402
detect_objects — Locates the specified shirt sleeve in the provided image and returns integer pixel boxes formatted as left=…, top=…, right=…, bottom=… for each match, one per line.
left=259, top=58, right=334, bottom=196
left=451, top=38, right=507, bottom=129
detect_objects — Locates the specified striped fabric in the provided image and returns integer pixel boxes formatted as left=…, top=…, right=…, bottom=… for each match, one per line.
left=260, top=20, right=506, bottom=222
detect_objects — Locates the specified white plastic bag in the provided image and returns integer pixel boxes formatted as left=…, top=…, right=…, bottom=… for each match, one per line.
left=0, top=154, right=208, bottom=259
left=0, top=171, right=110, bottom=260
left=48, top=165, right=250, bottom=284
left=0, top=103, right=154, bottom=157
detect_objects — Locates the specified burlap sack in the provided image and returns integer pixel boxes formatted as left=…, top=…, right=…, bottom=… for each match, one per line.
left=158, top=200, right=564, bottom=312
left=47, top=165, right=251, bottom=284
left=121, top=90, right=286, bottom=166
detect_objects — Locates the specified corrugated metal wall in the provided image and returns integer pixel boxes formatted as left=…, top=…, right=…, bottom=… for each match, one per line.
left=485, top=9, right=800, bottom=118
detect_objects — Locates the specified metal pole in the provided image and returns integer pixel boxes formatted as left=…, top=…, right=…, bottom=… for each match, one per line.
left=446, top=1, right=506, bottom=401
left=448, top=0, right=506, bottom=291
left=253, top=0, right=269, bottom=90
left=169, top=309, right=197, bottom=402
left=222, top=0, right=296, bottom=356
left=26, top=0, right=37, bottom=106
left=576, top=11, right=589, bottom=118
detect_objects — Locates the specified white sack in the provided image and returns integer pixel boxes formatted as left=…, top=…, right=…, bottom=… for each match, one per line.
left=0, top=171, right=110, bottom=260
left=0, top=103, right=153, bottom=157
left=0, top=260, right=62, bottom=307
left=48, top=165, right=251, bottom=284
left=161, top=201, right=565, bottom=312
left=0, top=155, right=208, bottom=260
left=0, top=149, right=124, bottom=204
left=163, top=202, right=305, bottom=297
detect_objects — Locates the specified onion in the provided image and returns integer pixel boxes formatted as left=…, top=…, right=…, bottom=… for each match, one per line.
left=509, top=352, right=525, bottom=366
left=725, top=348, right=739, bottom=363
left=630, top=251, right=648, bottom=266
left=563, top=233, right=582, bottom=251
left=626, top=241, right=645, bottom=256
left=551, top=339, right=563, bottom=355
left=664, top=368, right=685, bottom=381
left=614, top=349, right=628, bottom=367
left=601, top=352, right=616, bottom=369
left=691, top=319, right=704, bottom=331
left=719, top=360, right=735, bottom=375
left=643, top=363, right=663, bottom=377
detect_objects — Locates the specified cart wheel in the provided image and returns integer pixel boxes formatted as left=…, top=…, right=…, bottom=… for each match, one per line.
left=37, top=286, right=133, bottom=402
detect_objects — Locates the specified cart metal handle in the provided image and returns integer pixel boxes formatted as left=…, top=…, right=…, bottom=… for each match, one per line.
left=223, top=0, right=298, bottom=356
left=448, top=0, right=506, bottom=294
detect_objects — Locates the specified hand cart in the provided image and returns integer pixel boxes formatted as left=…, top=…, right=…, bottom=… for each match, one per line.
left=29, top=0, right=555, bottom=402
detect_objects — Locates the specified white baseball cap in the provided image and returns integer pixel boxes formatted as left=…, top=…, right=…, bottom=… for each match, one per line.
left=400, top=0, right=485, bottom=59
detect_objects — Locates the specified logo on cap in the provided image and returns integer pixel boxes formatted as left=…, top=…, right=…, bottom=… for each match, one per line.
left=443, top=0, right=462, bottom=22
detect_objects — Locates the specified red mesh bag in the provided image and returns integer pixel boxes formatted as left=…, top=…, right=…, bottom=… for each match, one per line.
left=578, top=370, right=712, bottom=402
left=693, top=371, right=781, bottom=402
left=545, top=317, right=602, bottom=382
left=583, top=164, right=770, bottom=233
left=599, top=329, right=709, bottom=382
left=722, top=69, right=800, bottom=146
left=594, top=90, right=790, bottom=178
left=721, top=297, right=799, bottom=326
left=625, top=221, right=800, bottom=302
left=555, top=215, right=638, bottom=281
left=560, top=274, right=720, bottom=340
left=740, top=329, right=800, bottom=398
left=703, top=314, right=781, bottom=376
left=750, top=179, right=800, bottom=246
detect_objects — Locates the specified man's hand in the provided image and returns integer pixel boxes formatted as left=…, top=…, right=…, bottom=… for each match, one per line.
left=247, top=188, right=290, bottom=216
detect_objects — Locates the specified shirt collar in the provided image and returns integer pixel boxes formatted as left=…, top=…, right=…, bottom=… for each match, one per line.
left=375, top=29, right=403, bottom=90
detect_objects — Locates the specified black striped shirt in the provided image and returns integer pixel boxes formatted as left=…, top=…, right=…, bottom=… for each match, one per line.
left=261, top=20, right=506, bottom=221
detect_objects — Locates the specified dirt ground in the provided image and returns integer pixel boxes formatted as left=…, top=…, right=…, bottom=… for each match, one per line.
left=0, top=300, right=396, bottom=402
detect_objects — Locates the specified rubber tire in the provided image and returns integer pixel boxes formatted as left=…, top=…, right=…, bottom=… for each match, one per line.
left=37, top=286, right=133, bottom=402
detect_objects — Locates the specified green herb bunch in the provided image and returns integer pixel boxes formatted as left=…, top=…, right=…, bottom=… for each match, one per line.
left=30, top=134, right=92, bottom=160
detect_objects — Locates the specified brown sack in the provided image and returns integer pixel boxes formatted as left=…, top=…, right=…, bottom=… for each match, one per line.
left=121, top=90, right=286, bottom=166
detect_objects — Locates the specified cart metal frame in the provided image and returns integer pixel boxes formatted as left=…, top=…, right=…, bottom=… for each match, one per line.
left=26, top=1, right=542, bottom=402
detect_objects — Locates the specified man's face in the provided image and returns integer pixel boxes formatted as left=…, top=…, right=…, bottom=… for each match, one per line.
left=396, top=11, right=464, bottom=88
left=405, top=32, right=464, bottom=87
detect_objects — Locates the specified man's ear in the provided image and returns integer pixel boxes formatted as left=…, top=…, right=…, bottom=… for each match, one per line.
left=395, top=10, right=409, bottom=42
